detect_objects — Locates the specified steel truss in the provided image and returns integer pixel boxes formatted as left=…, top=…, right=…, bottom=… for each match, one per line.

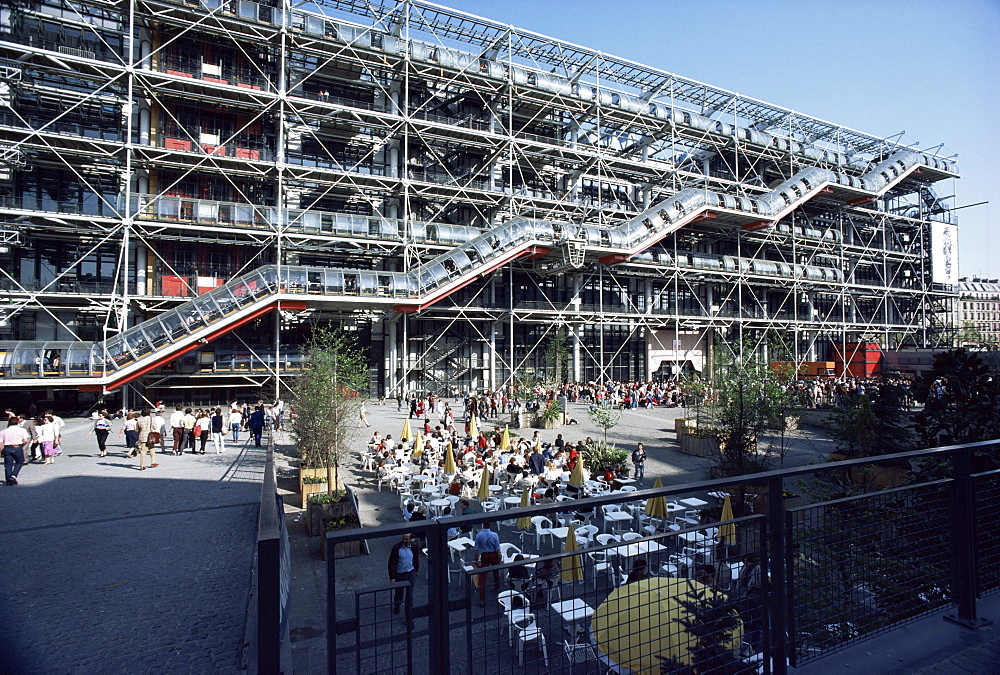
left=0, top=0, right=960, bottom=401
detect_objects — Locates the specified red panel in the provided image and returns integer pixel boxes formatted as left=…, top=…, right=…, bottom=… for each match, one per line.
left=599, top=253, right=630, bottom=265
left=161, top=276, right=190, bottom=297
left=165, top=138, right=192, bottom=151
left=742, top=220, right=772, bottom=232
left=202, top=145, right=227, bottom=156
left=235, top=148, right=260, bottom=160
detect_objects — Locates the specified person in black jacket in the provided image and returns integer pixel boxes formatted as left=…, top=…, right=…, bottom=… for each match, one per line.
left=248, top=405, right=266, bottom=447
left=387, top=533, right=421, bottom=619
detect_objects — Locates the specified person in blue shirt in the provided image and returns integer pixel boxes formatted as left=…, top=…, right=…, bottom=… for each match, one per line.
left=387, top=533, right=421, bottom=621
left=473, top=522, right=501, bottom=605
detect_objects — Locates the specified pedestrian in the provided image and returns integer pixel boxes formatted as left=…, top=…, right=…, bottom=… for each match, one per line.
left=473, top=522, right=502, bottom=606
left=118, top=412, right=139, bottom=455
left=211, top=407, right=226, bottom=453
left=631, top=442, right=646, bottom=483
left=358, top=401, right=371, bottom=428
left=151, top=407, right=166, bottom=454
left=196, top=409, right=211, bottom=454
left=2, top=417, right=30, bottom=485
left=88, top=411, right=112, bottom=457
left=37, top=414, right=59, bottom=465
left=22, top=414, right=41, bottom=462
left=230, top=407, right=242, bottom=442
left=387, top=532, right=420, bottom=624
left=169, top=405, right=184, bottom=453
left=248, top=405, right=265, bottom=447
left=134, top=408, right=159, bottom=470
left=180, top=407, right=196, bottom=454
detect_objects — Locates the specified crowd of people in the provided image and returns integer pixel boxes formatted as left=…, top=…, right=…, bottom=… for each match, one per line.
left=1, top=399, right=288, bottom=483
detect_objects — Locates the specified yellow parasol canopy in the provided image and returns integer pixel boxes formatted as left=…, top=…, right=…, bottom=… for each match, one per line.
left=516, top=487, right=533, bottom=531
left=644, top=477, right=667, bottom=517
left=476, top=466, right=491, bottom=500
left=443, top=443, right=457, bottom=474
left=400, top=418, right=411, bottom=442
left=468, top=414, right=479, bottom=437
left=411, top=431, right=423, bottom=458
left=569, top=456, right=585, bottom=487
left=500, top=425, right=511, bottom=450
left=718, top=495, right=736, bottom=544
left=591, top=577, right=742, bottom=674
left=560, top=525, right=584, bottom=582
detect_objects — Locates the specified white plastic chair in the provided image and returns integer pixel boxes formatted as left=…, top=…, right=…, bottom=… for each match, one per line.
left=587, top=549, right=615, bottom=588
left=499, top=542, right=522, bottom=564
left=595, top=533, right=620, bottom=547
left=575, top=524, right=599, bottom=547
left=530, top=515, right=554, bottom=549
left=514, top=616, right=549, bottom=666
left=621, top=532, right=642, bottom=542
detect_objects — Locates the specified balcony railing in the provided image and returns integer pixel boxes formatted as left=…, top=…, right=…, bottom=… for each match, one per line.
left=324, top=441, right=1000, bottom=673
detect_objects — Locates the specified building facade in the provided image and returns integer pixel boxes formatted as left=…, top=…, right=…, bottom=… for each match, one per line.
left=958, top=278, right=1000, bottom=347
left=0, top=0, right=961, bottom=407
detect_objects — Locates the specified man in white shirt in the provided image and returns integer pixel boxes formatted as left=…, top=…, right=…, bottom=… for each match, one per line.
left=169, top=406, right=184, bottom=453
left=1, top=418, right=30, bottom=485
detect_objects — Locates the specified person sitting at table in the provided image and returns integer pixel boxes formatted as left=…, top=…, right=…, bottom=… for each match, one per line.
left=626, top=558, right=650, bottom=583
left=527, top=557, right=560, bottom=604
left=695, top=563, right=717, bottom=590
left=436, top=506, right=460, bottom=538
left=507, top=555, right=531, bottom=593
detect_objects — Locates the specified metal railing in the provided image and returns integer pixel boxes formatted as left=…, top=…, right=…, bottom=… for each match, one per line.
left=324, top=440, right=1000, bottom=674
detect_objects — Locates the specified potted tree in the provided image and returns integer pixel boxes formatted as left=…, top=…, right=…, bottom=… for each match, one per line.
left=536, top=401, right=564, bottom=429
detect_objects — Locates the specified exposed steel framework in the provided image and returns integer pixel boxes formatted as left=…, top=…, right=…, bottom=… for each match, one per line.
left=0, top=0, right=961, bottom=400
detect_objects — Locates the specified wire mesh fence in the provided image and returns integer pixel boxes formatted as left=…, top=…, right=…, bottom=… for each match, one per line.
left=787, top=480, right=953, bottom=665
left=974, top=468, right=1000, bottom=596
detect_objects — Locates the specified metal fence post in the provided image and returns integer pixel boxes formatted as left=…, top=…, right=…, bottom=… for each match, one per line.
left=426, top=522, right=451, bottom=673
left=945, top=447, right=991, bottom=629
left=327, top=532, right=338, bottom=673
left=767, top=476, right=789, bottom=674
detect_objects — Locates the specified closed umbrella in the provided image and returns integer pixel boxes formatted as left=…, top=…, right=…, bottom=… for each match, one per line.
left=468, top=414, right=479, bottom=438
left=443, top=443, right=457, bottom=474
left=591, top=577, right=742, bottom=674
left=569, top=456, right=585, bottom=487
left=645, top=477, right=667, bottom=517
left=560, top=525, right=584, bottom=582
left=477, top=465, right=491, bottom=500
left=516, top=487, right=533, bottom=531
left=400, top=418, right=411, bottom=442
left=718, top=495, right=736, bottom=544
left=411, top=431, right=423, bottom=458
left=500, top=425, right=511, bottom=450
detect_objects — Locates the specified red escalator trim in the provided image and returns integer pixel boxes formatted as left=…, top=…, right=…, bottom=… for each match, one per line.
left=599, top=253, right=631, bottom=265
left=848, top=196, right=877, bottom=206
left=742, top=220, right=773, bottom=232
left=88, top=300, right=283, bottom=392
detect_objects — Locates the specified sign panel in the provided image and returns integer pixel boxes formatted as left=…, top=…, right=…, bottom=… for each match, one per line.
left=930, top=222, right=959, bottom=285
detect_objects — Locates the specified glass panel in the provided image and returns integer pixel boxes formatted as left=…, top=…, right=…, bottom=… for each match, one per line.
left=192, top=294, right=224, bottom=323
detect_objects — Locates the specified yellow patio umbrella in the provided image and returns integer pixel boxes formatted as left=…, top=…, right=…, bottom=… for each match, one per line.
left=718, top=495, right=736, bottom=544
left=476, top=466, right=491, bottom=500
left=400, top=418, right=412, bottom=442
left=569, top=456, right=585, bottom=487
left=535, top=437, right=542, bottom=452
left=411, top=431, right=423, bottom=458
left=560, top=525, right=584, bottom=582
left=443, top=442, right=457, bottom=474
left=515, top=487, right=533, bottom=531
left=499, top=425, right=511, bottom=450
left=591, top=577, right=742, bottom=674
left=644, top=477, right=667, bottom=518
left=468, top=414, right=479, bottom=437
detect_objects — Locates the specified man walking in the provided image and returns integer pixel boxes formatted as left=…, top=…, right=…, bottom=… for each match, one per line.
left=135, top=408, right=159, bottom=471
left=169, top=405, right=184, bottom=454
left=473, top=522, right=502, bottom=606
left=387, top=533, right=420, bottom=624
left=1, top=417, right=29, bottom=485
left=631, top=442, right=646, bottom=484
left=248, top=405, right=266, bottom=447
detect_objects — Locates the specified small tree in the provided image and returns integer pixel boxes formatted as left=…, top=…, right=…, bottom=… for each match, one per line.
left=542, top=325, right=570, bottom=385
left=588, top=401, right=623, bottom=444
left=912, top=348, right=1000, bottom=449
left=291, top=327, right=369, bottom=493
left=707, top=344, right=774, bottom=478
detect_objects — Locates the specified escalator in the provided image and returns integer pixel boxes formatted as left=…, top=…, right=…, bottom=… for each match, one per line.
left=0, top=149, right=952, bottom=390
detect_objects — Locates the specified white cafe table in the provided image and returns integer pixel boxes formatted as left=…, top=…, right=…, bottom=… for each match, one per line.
left=677, top=528, right=717, bottom=544
left=422, top=486, right=443, bottom=496
left=447, top=536, right=475, bottom=561
left=604, top=511, right=634, bottom=532
left=550, top=598, right=594, bottom=636
left=611, top=540, right=668, bottom=561
left=429, top=498, right=451, bottom=517
left=678, top=497, right=709, bottom=509
left=503, top=496, right=524, bottom=508
left=488, top=485, right=504, bottom=493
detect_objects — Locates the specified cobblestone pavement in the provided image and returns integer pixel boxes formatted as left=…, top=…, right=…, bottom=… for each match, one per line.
left=0, top=416, right=265, bottom=673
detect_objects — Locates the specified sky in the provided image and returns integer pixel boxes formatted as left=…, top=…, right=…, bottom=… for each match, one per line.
left=430, top=0, right=1000, bottom=279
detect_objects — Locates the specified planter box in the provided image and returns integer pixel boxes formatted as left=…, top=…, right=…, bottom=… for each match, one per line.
left=537, top=416, right=562, bottom=430
left=675, top=418, right=698, bottom=436
left=679, top=434, right=721, bottom=457
left=513, top=411, right=536, bottom=429
left=299, top=467, right=330, bottom=508
left=321, top=532, right=363, bottom=560
left=766, top=415, right=799, bottom=432
left=306, top=500, right=351, bottom=536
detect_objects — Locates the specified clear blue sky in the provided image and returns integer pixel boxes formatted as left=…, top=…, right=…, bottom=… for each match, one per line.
left=433, top=0, right=1000, bottom=279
